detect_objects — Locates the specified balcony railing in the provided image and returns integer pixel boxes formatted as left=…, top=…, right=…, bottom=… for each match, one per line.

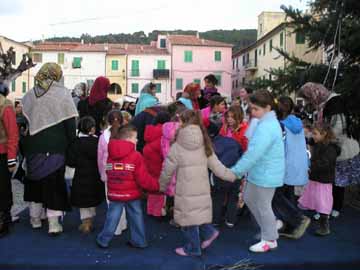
left=153, top=69, right=170, bottom=79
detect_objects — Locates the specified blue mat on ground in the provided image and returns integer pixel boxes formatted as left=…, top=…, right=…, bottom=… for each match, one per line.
left=1, top=203, right=360, bottom=270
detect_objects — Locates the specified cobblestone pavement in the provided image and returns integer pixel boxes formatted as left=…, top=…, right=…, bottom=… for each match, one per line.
left=11, top=179, right=28, bottom=216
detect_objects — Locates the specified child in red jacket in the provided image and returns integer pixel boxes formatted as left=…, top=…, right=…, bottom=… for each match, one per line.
left=144, top=112, right=171, bottom=217
left=219, top=105, right=249, bottom=152
left=96, top=125, right=159, bottom=248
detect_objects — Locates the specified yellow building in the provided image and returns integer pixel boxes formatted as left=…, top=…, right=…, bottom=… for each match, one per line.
left=232, top=12, right=323, bottom=93
left=0, top=36, right=32, bottom=101
left=105, top=45, right=127, bottom=101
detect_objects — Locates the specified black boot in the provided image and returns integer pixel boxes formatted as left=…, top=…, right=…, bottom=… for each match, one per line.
left=0, top=211, right=10, bottom=238
left=316, top=214, right=330, bottom=236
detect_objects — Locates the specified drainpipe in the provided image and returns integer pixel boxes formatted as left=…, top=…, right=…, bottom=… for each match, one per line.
left=125, top=54, right=128, bottom=96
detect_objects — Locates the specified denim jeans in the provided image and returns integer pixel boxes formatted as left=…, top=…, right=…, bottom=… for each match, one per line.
left=97, top=200, right=147, bottom=248
left=181, top=224, right=217, bottom=256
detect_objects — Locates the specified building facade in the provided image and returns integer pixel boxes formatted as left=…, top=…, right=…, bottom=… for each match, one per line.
left=167, top=35, right=233, bottom=98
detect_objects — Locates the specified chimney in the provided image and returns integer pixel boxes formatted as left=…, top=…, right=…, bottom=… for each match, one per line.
left=196, top=32, right=200, bottom=39
left=81, top=39, right=84, bottom=44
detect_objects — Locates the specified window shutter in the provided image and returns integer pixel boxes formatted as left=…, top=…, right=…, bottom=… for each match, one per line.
left=131, top=83, right=139, bottom=93
left=215, top=51, right=221, bottom=61
left=112, top=60, right=119, bottom=70
left=176, top=78, right=183, bottom=90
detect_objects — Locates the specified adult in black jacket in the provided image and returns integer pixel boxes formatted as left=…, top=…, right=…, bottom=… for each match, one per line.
left=67, top=116, right=105, bottom=233
left=78, top=77, right=113, bottom=135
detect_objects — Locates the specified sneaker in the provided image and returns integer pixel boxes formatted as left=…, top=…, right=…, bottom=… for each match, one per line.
left=201, top=230, right=219, bottom=249
left=175, top=247, right=189, bottom=256
left=225, top=221, right=235, bottom=228
left=313, top=213, right=320, bottom=220
left=48, top=217, right=63, bottom=235
left=30, top=217, right=42, bottom=229
left=331, top=210, right=340, bottom=218
left=276, top=220, right=284, bottom=231
left=249, top=240, right=277, bottom=253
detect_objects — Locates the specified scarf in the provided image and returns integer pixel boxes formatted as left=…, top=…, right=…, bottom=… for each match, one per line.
left=34, top=63, right=63, bottom=92
left=299, top=82, right=331, bottom=123
left=22, top=81, right=78, bottom=136
left=203, top=87, right=218, bottom=101
left=88, top=76, right=110, bottom=105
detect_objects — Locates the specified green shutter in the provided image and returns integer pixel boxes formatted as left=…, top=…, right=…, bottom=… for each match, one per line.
left=215, top=75, right=222, bottom=86
left=214, top=51, right=221, bottom=62
left=270, top=39, right=273, bottom=52
left=157, top=60, right=166, bottom=70
left=22, top=82, right=26, bottom=93
left=57, top=53, right=64, bottom=64
left=12, top=80, right=16, bottom=92
left=184, top=51, right=192, bottom=62
left=156, top=83, right=161, bottom=93
left=193, top=79, right=201, bottom=84
left=296, top=32, right=306, bottom=44
left=160, top=39, right=166, bottom=48
left=280, top=32, right=284, bottom=47
left=72, top=57, right=82, bottom=68
left=263, top=44, right=266, bottom=55
left=176, top=78, right=183, bottom=90
left=111, top=60, right=119, bottom=70
left=131, top=60, right=140, bottom=76
left=131, top=83, right=139, bottom=93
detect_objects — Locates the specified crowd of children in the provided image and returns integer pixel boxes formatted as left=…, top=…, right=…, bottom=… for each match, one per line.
left=1, top=63, right=360, bottom=257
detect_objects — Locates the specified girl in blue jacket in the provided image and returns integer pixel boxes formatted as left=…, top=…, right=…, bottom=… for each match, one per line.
left=231, top=90, right=285, bottom=253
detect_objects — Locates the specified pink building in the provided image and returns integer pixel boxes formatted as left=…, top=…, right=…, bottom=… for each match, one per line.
left=164, top=35, right=233, bottom=98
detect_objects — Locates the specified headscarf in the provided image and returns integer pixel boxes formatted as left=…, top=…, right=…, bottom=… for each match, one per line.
left=22, top=63, right=78, bottom=135
left=184, top=83, right=200, bottom=110
left=34, top=63, right=63, bottom=91
left=299, top=82, right=331, bottom=123
left=299, top=82, right=330, bottom=107
left=88, top=76, right=110, bottom=106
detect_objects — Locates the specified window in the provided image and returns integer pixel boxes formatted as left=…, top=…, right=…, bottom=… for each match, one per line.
left=215, top=75, right=222, bottom=86
left=160, top=39, right=166, bottom=48
left=22, top=82, right=26, bottom=93
left=176, top=78, right=183, bottom=90
left=246, top=53, right=249, bottom=64
left=270, top=39, right=273, bottom=52
left=131, top=83, right=139, bottom=93
left=155, top=83, right=161, bottom=93
left=260, top=23, right=263, bottom=34
left=57, top=53, right=64, bottom=65
left=269, top=74, right=272, bottom=81
left=184, top=51, right=192, bottom=62
left=157, top=60, right=166, bottom=70
left=72, top=57, right=82, bottom=68
left=11, top=80, right=16, bottom=92
left=232, top=81, right=235, bottom=89
left=131, top=60, right=140, bottom=76
left=33, top=53, right=42, bottom=63
left=236, top=58, right=239, bottom=69
left=193, top=79, right=201, bottom=84
left=235, top=80, right=238, bottom=88
left=263, top=43, right=266, bottom=56
left=280, top=32, right=284, bottom=47
left=242, top=77, right=245, bottom=85
left=259, top=49, right=262, bottom=56
left=111, top=60, right=119, bottom=71
left=232, top=60, right=235, bottom=70
left=263, top=75, right=266, bottom=81
left=296, top=32, right=306, bottom=44
left=242, top=55, right=245, bottom=66
left=214, top=51, right=221, bottom=62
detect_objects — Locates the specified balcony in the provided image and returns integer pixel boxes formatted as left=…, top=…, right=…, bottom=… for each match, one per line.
left=245, top=60, right=258, bottom=71
left=153, top=69, right=170, bottom=79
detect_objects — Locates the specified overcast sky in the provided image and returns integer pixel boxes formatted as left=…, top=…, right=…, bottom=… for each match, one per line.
left=0, top=0, right=309, bottom=42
